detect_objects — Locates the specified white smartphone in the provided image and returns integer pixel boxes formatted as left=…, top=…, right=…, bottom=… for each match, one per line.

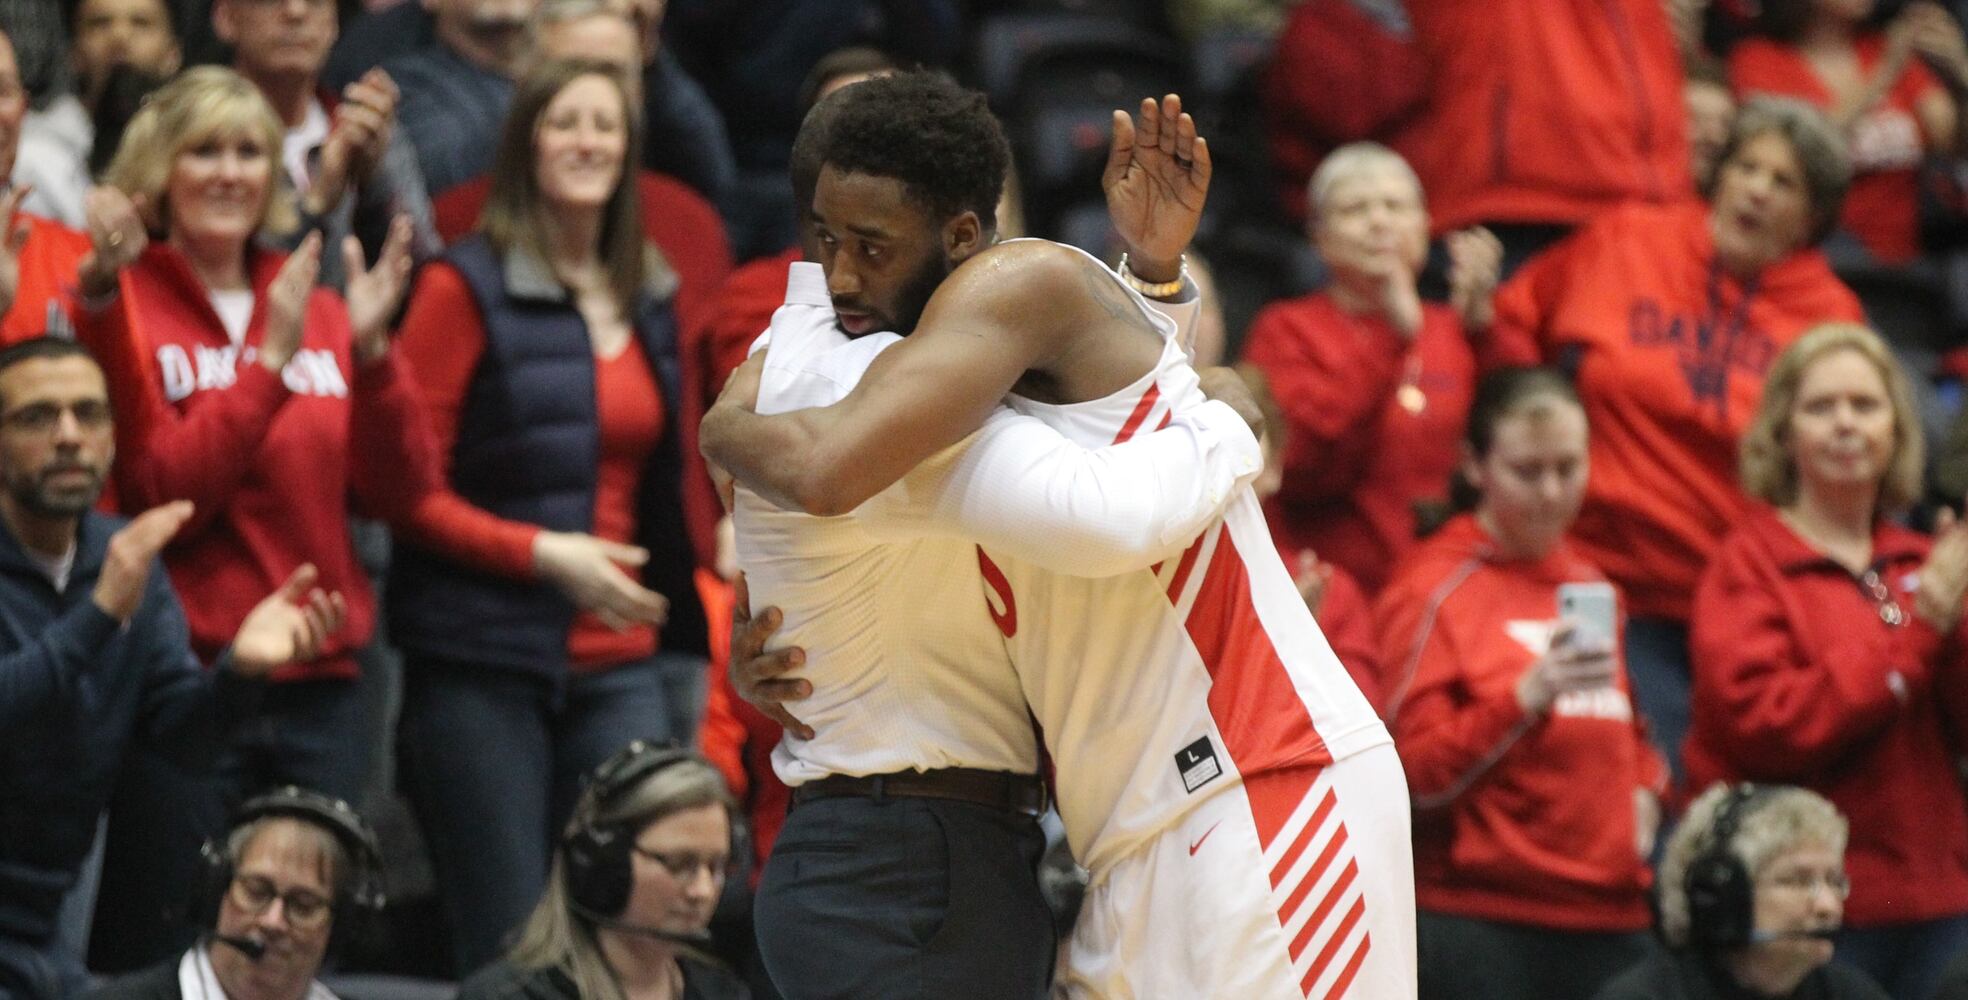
left=1557, top=581, right=1619, bottom=649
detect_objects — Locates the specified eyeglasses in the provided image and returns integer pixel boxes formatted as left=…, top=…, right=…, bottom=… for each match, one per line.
left=1, top=401, right=111, bottom=434
left=630, top=845, right=729, bottom=883
left=1763, top=868, right=1851, bottom=899
left=229, top=874, right=333, bottom=929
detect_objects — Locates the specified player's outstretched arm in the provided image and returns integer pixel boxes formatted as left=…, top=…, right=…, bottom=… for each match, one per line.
left=701, top=242, right=1079, bottom=516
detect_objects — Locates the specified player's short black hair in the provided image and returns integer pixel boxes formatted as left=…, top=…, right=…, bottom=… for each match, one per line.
left=818, top=70, right=1010, bottom=232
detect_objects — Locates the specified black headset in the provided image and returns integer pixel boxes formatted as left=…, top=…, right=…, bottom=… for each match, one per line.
left=195, top=786, right=386, bottom=957
left=563, top=741, right=718, bottom=919
left=1685, top=783, right=1768, bottom=949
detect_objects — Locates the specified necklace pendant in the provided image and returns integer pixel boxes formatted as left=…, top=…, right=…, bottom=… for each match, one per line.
left=1397, top=384, right=1427, bottom=415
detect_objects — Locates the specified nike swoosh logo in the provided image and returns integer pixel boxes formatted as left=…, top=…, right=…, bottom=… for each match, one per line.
left=1189, top=821, right=1222, bottom=856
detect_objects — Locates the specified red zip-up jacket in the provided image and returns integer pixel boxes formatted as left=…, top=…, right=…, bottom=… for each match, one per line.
left=1489, top=201, right=1862, bottom=620
left=1405, top=0, right=1693, bottom=233
left=75, top=243, right=440, bottom=680
left=1685, top=506, right=1968, bottom=926
left=1240, top=293, right=1474, bottom=596
left=1376, top=514, right=1666, bottom=931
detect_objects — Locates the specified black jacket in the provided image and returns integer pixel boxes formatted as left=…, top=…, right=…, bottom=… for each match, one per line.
left=455, top=957, right=747, bottom=1000
left=1594, top=950, right=1891, bottom=1000
left=0, top=513, right=258, bottom=945
left=82, top=957, right=182, bottom=1000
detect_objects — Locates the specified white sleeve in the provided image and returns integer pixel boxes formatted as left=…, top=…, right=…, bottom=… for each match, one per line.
left=863, top=399, right=1263, bottom=577
left=1146, top=284, right=1203, bottom=359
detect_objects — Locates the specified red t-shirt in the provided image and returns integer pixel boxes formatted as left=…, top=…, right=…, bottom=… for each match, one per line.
left=1730, top=35, right=1942, bottom=265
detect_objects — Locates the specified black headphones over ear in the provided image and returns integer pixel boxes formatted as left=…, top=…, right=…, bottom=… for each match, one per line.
left=563, top=741, right=714, bottom=919
left=1685, top=783, right=1767, bottom=950
left=195, top=786, right=386, bottom=957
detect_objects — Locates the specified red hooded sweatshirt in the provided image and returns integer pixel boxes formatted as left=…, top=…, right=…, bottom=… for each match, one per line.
left=1685, top=506, right=1968, bottom=926
left=1488, top=201, right=1862, bottom=620
left=1405, top=0, right=1693, bottom=233
left=1375, top=514, right=1666, bottom=931
left=75, top=243, right=439, bottom=679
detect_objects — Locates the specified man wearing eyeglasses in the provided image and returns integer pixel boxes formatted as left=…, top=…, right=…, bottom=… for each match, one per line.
left=0, top=337, right=346, bottom=1000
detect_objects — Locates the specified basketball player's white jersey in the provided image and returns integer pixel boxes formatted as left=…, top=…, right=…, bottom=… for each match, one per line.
left=736, top=262, right=1264, bottom=787
left=985, top=249, right=1415, bottom=999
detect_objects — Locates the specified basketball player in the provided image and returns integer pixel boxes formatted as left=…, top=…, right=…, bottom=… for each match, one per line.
left=705, top=72, right=1417, bottom=999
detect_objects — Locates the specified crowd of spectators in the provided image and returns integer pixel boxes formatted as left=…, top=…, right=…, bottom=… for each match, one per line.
left=9, top=0, right=1968, bottom=999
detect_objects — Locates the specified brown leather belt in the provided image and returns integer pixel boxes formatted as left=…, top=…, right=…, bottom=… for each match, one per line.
left=791, top=767, right=1047, bottom=817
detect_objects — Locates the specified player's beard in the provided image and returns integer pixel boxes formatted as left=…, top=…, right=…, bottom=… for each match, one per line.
left=890, top=251, right=956, bottom=337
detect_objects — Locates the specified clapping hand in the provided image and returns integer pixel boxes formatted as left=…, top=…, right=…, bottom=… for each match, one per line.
left=345, top=216, right=416, bottom=363
left=260, top=233, right=322, bottom=374
left=310, top=69, right=401, bottom=214
left=1919, top=507, right=1968, bottom=632
left=78, top=186, right=149, bottom=300
left=532, top=530, right=669, bottom=632
left=231, top=564, right=347, bottom=677
left=1446, top=227, right=1503, bottom=331
left=0, top=186, right=32, bottom=316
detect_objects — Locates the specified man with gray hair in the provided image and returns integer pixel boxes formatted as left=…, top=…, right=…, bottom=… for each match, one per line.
left=207, top=0, right=440, bottom=288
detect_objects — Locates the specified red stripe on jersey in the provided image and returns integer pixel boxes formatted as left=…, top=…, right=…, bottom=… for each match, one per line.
left=1268, top=785, right=1336, bottom=888
left=977, top=547, right=1017, bottom=638
left=1321, top=934, right=1372, bottom=1000
left=1111, top=383, right=1161, bottom=444
left=1301, top=896, right=1367, bottom=996
left=1164, top=534, right=1207, bottom=602
left=1155, top=410, right=1173, bottom=431
left=1178, top=536, right=1331, bottom=846
left=1287, top=847, right=1355, bottom=961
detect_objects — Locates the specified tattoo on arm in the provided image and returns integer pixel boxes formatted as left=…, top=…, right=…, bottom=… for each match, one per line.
left=1082, top=257, right=1162, bottom=336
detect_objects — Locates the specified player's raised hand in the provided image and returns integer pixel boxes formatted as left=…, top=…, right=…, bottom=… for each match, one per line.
left=1103, top=94, right=1210, bottom=282
left=730, top=573, right=814, bottom=741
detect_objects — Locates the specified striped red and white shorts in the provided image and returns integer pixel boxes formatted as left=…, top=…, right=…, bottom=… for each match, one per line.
left=1056, top=743, right=1416, bottom=999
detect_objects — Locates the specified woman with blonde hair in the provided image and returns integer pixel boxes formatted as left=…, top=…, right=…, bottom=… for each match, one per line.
left=67, top=63, right=431, bottom=967
left=1684, top=323, right=1968, bottom=1000
left=388, top=57, right=710, bottom=973
left=456, top=742, right=749, bottom=1000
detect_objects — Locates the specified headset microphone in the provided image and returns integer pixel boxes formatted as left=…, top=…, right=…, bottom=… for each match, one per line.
left=1748, top=928, right=1839, bottom=943
left=567, top=902, right=714, bottom=947
left=211, top=934, right=268, bottom=961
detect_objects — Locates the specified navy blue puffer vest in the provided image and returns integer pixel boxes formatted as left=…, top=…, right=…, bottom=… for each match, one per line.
left=389, top=236, right=708, bottom=675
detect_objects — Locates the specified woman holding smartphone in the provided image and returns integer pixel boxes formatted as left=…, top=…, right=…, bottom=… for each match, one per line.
left=1373, top=367, right=1668, bottom=1000
left=1685, top=323, right=1968, bottom=1000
